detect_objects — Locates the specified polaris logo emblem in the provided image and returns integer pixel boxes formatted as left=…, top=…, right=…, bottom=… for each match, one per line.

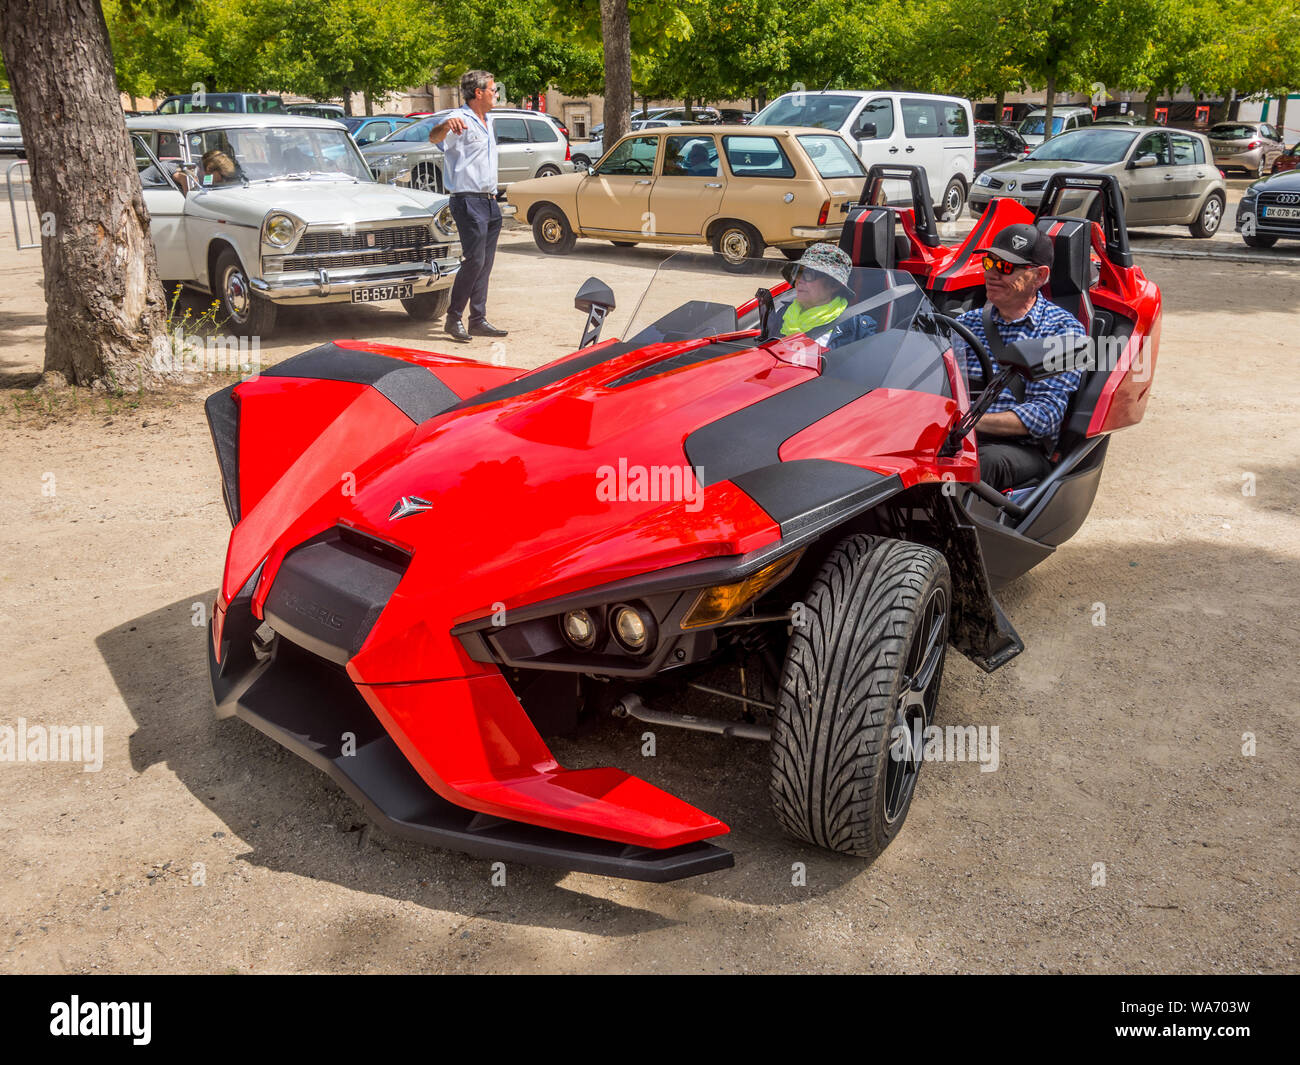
left=281, top=591, right=346, bottom=630
left=389, top=495, right=433, bottom=520
left=1011, top=234, right=1030, bottom=250
left=1276, top=192, right=1300, bottom=205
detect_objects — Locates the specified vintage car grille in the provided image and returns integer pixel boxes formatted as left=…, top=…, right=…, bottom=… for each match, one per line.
left=283, top=244, right=453, bottom=271
left=1257, top=192, right=1300, bottom=230
left=296, top=225, right=431, bottom=255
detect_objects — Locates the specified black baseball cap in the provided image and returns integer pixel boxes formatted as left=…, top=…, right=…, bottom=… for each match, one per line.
left=982, top=223, right=1054, bottom=267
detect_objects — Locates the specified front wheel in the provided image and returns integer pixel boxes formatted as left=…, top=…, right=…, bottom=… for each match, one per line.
left=571, top=154, right=591, bottom=170
left=770, top=534, right=951, bottom=859
left=400, top=289, right=451, bottom=321
left=532, top=205, right=577, bottom=254
left=214, top=248, right=276, bottom=337
left=412, top=163, right=442, bottom=193
left=939, top=178, right=966, bottom=222
left=1243, top=232, right=1278, bottom=249
left=711, top=220, right=765, bottom=272
left=1189, top=192, right=1224, bottom=238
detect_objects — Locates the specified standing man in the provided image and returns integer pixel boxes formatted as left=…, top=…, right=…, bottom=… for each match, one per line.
left=429, top=70, right=508, bottom=343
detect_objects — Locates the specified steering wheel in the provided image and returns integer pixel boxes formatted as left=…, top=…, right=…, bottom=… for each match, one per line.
left=624, top=158, right=652, bottom=174
left=933, top=312, right=995, bottom=395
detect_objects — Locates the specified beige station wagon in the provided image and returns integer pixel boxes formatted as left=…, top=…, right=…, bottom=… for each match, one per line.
left=505, top=125, right=867, bottom=268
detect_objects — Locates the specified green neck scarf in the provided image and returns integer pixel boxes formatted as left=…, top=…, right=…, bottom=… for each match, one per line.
left=781, top=296, right=848, bottom=337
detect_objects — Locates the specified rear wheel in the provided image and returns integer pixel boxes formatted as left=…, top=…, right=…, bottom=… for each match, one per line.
left=532, top=205, right=577, bottom=254
left=711, top=220, right=765, bottom=272
left=1189, top=192, right=1224, bottom=238
left=400, top=289, right=451, bottom=321
left=780, top=246, right=805, bottom=261
left=214, top=247, right=276, bottom=337
left=770, top=535, right=951, bottom=859
left=939, top=178, right=966, bottom=222
left=535, top=164, right=561, bottom=178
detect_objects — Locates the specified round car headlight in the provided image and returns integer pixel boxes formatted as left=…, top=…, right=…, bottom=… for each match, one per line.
left=561, top=609, right=598, bottom=651
left=264, top=213, right=297, bottom=247
left=611, top=604, right=655, bottom=655
left=434, top=204, right=457, bottom=236
left=976, top=173, right=994, bottom=187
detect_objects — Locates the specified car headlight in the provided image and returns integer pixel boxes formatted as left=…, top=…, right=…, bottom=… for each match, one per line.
left=263, top=212, right=300, bottom=248
left=560, top=609, right=599, bottom=651
left=433, top=204, right=457, bottom=236
left=610, top=604, right=656, bottom=655
left=976, top=173, right=994, bottom=187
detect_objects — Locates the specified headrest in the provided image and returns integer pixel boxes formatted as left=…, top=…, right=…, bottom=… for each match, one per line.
left=1034, top=217, right=1091, bottom=298
left=839, top=205, right=897, bottom=270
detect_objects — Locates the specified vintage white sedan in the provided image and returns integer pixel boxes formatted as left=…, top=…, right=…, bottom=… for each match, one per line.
left=127, top=114, right=461, bottom=336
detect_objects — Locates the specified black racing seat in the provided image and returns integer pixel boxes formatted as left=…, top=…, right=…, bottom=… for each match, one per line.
left=839, top=205, right=902, bottom=270
left=1034, top=217, right=1095, bottom=337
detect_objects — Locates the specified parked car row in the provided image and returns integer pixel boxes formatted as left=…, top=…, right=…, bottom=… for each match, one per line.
left=0, top=106, right=24, bottom=156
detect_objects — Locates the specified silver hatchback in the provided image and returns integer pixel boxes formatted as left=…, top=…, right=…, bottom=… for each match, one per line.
left=969, top=126, right=1227, bottom=237
left=362, top=110, right=574, bottom=193
left=1206, top=121, right=1286, bottom=178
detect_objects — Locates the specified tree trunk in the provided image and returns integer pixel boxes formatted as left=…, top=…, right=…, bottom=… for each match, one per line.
left=599, top=0, right=631, bottom=146
left=1277, top=91, right=1289, bottom=143
left=995, top=89, right=1006, bottom=123
left=1043, top=74, right=1056, bottom=142
left=363, top=91, right=374, bottom=116
left=0, top=0, right=169, bottom=388
left=343, top=88, right=353, bottom=117
left=1144, top=86, right=1160, bottom=124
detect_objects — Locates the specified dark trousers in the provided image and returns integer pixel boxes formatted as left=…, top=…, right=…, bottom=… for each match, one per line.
left=977, top=436, right=1051, bottom=492
left=447, top=193, right=501, bottom=323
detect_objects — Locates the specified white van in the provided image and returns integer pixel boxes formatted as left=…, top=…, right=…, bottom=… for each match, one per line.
left=1016, top=106, right=1095, bottom=147
left=751, top=90, right=976, bottom=220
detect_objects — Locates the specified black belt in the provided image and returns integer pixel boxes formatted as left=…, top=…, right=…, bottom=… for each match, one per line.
left=450, top=191, right=496, bottom=198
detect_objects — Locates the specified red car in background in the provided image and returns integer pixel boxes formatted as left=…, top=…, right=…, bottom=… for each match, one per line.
left=1273, top=142, right=1299, bottom=174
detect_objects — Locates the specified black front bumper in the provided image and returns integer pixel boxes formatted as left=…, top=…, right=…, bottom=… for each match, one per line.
left=209, top=614, right=734, bottom=883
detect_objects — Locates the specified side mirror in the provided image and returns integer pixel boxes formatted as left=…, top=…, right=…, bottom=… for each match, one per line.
left=575, top=277, right=615, bottom=348
left=1133, top=154, right=1159, bottom=169
left=999, top=333, right=1092, bottom=382
left=855, top=122, right=877, bottom=141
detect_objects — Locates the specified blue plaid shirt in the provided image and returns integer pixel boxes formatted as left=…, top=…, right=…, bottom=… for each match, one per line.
left=953, top=294, right=1085, bottom=443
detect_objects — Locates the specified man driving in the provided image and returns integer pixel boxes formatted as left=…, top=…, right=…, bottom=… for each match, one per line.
left=951, top=224, right=1085, bottom=491
left=778, top=243, right=877, bottom=345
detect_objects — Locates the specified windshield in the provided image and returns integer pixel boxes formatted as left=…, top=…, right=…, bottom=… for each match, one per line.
left=1028, top=128, right=1137, bottom=163
left=184, top=126, right=373, bottom=183
left=1019, top=115, right=1066, bottom=136
left=1208, top=124, right=1255, bottom=140
left=752, top=93, right=860, bottom=131
left=613, top=251, right=959, bottom=396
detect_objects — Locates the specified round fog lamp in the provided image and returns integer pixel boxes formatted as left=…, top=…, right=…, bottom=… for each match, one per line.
left=561, top=609, right=597, bottom=651
left=612, top=605, right=652, bottom=654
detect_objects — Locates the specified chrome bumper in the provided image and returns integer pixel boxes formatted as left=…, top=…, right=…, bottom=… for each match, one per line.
left=251, top=256, right=460, bottom=305
left=791, top=224, right=842, bottom=239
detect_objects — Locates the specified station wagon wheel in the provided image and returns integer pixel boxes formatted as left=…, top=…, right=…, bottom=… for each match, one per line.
left=532, top=204, right=577, bottom=254
left=711, top=220, right=765, bottom=272
left=535, top=164, right=561, bottom=178
left=214, top=247, right=276, bottom=338
left=939, top=178, right=966, bottom=222
left=412, top=163, right=443, bottom=193
left=1189, top=191, right=1224, bottom=238
left=780, top=247, right=805, bottom=261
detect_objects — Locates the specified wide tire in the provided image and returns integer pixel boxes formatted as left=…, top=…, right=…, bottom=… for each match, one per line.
left=532, top=205, right=577, bottom=254
left=711, top=220, right=765, bottom=272
left=770, top=534, right=951, bottom=860
left=401, top=289, right=451, bottom=321
left=1189, top=192, right=1224, bottom=238
left=1243, top=233, right=1277, bottom=249
left=214, top=247, right=276, bottom=338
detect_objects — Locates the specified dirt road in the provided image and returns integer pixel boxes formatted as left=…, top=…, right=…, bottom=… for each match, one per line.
left=1, top=220, right=1296, bottom=974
